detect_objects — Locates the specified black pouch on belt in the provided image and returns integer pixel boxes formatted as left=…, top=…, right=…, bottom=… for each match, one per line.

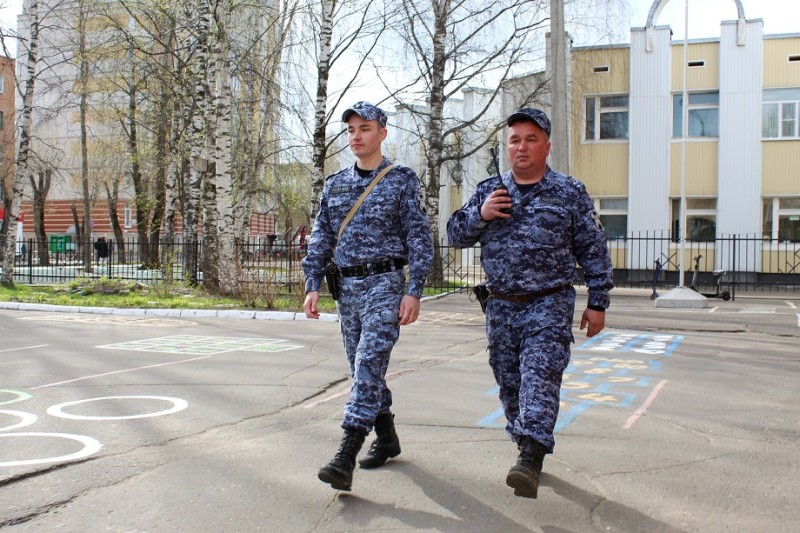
left=324, top=261, right=341, bottom=301
left=472, top=283, right=489, bottom=314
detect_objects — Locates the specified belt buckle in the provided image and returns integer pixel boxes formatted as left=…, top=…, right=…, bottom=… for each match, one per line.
left=354, top=264, right=369, bottom=278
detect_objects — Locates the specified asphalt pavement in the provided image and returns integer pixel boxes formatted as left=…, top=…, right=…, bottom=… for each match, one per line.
left=1, top=289, right=799, bottom=532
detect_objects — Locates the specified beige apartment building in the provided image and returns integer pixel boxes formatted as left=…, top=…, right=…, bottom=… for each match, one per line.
left=565, top=8, right=800, bottom=276
left=442, top=2, right=800, bottom=282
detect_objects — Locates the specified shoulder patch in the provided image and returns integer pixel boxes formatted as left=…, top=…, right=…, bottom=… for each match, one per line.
left=590, top=210, right=604, bottom=230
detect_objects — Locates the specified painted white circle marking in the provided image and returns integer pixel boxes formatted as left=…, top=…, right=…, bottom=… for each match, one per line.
left=0, top=390, right=32, bottom=407
left=0, top=410, right=38, bottom=432
left=0, top=432, right=102, bottom=467
left=47, top=396, right=188, bottom=421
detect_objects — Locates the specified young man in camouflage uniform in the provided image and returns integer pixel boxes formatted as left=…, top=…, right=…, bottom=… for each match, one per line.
left=302, top=102, right=433, bottom=491
left=447, top=108, right=613, bottom=498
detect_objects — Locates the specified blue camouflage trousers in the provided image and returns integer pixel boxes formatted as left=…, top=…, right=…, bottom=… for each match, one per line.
left=485, top=288, right=575, bottom=452
left=336, top=270, right=405, bottom=435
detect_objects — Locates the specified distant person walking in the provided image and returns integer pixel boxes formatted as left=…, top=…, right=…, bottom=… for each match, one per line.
left=94, top=235, right=109, bottom=265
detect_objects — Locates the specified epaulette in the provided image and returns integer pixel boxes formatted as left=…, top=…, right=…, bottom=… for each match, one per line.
left=477, top=175, right=501, bottom=188
left=566, top=175, right=587, bottom=193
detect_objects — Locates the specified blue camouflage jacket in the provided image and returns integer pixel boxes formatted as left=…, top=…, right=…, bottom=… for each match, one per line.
left=303, top=158, right=434, bottom=298
left=447, top=167, right=613, bottom=310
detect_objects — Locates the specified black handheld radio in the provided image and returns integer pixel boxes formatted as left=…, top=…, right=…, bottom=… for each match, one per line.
left=489, top=146, right=512, bottom=215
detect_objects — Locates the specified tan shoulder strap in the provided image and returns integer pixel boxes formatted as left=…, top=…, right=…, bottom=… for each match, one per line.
left=336, top=164, right=395, bottom=241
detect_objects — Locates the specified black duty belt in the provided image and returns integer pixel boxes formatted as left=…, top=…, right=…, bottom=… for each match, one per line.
left=490, top=284, right=571, bottom=303
left=338, top=258, right=406, bottom=278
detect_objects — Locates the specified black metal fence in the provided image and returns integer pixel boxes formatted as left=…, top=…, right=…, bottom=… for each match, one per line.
left=2, top=234, right=799, bottom=296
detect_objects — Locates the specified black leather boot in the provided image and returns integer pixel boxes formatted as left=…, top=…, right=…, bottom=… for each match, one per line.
left=505, top=437, right=547, bottom=498
left=318, top=429, right=366, bottom=491
left=359, top=412, right=401, bottom=469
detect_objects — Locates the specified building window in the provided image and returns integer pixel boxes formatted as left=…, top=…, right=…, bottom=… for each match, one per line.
left=763, top=89, right=800, bottom=139
left=124, top=205, right=135, bottom=228
left=596, top=198, right=627, bottom=239
left=763, top=198, right=800, bottom=242
left=0, top=111, right=3, bottom=129
left=0, top=75, right=4, bottom=94
left=672, top=92, right=719, bottom=138
left=672, top=198, right=717, bottom=241
left=585, top=95, right=629, bottom=141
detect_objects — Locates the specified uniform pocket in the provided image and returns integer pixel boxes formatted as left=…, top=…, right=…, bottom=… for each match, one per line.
left=531, top=204, right=569, bottom=248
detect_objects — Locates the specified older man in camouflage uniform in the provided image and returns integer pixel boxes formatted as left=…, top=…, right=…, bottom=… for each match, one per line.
left=302, top=102, right=433, bottom=491
left=447, top=108, right=613, bottom=498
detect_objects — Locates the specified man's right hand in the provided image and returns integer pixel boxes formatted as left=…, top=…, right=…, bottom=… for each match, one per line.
left=480, top=189, right=512, bottom=221
left=303, top=291, right=320, bottom=319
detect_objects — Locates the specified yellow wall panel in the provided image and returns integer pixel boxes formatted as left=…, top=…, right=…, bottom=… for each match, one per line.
left=671, top=41, right=720, bottom=91
left=763, top=37, right=800, bottom=88
left=762, top=141, right=800, bottom=194
left=669, top=141, right=718, bottom=195
left=572, top=142, right=629, bottom=196
left=571, top=46, right=630, bottom=96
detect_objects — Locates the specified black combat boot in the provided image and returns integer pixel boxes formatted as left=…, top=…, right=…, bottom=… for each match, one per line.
left=318, top=429, right=366, bottom=491
left=359, top=412, right=401, bottom=469
left=505, top=437, right=547, bottom=498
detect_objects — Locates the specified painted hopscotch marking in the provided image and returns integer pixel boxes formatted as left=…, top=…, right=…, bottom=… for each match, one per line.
left=477, top=331, right=684, bottom=432
left=19, top=315, right=196, bottom=327
left=48, top=396, right=188, bottom=421
left=0, top=390, right=33, bottom=407
left=0, top=410, right=38, bottom=432
left=99, top=335, right=304, bottom=355
left=0, top=433, right=103, bottom=468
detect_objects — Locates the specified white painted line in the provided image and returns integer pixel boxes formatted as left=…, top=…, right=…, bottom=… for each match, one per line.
left=786, top=301, right=797, bottom=309
left=623, top=379, right=668, bottom=430
left=797, top=314, right=800, bottom=328
left=31, top=356, right=212, bottom=389
left=708, top=306, right=718, bottom=313
left=0, top=344, right=48, bottom=354
left=0, top=410, right=38, bottom=432
left=0, top=432, right=102, bottom=467
left=48, top=396, right=188, bottom=420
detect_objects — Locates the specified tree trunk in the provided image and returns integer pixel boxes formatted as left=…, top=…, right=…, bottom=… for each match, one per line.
left=1, top=0, right=39, bottom=287
left=31, top=167, right=51, bottom=266
left=213, top=0, right=237, bottom=295
left=310, top=0, right=334, bottom=218
left=423, top=2, right=449, bottom=286
left=184, top=0, right=213, bottom=286
left=78, top=0, right=94, bottom=274
left=105, top=182, right=126, bottom=263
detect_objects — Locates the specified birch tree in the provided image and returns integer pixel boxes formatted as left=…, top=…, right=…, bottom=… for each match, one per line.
left=297, top=0, right=388, bottom=216
left=379, top=0, right=550, bottom=284
left=1, top=0, right=39, bottom=287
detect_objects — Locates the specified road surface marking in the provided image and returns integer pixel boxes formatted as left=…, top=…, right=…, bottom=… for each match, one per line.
left=48, top=396, right=188, bottom=421
left=31, top=356, right=212, bottom=389
left=623, top=380, right=669, bottom=430
left=0, top=344, right=48, bottom=354
left=0, top=432, right=102, bottom=467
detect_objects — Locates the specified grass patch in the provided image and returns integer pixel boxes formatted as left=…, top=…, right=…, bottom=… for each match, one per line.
left=0, top=280, right=338, bottom=313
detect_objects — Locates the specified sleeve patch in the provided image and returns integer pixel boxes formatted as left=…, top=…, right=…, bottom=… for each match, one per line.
left=590, top=210, right=604, bottom=230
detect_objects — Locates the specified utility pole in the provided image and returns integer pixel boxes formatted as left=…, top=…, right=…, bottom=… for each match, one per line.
left=550, top=0, right=569, bottom=173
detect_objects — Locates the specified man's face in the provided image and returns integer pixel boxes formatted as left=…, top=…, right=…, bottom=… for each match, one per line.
left=347, top=115, right=387, bottom=160
left=507, top=120, right=551, bottom=175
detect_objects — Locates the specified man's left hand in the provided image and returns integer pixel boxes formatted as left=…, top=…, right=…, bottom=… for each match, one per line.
left=399, top=295, right=421, bottom=325
left=579, top=308, right=605, bottom=337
